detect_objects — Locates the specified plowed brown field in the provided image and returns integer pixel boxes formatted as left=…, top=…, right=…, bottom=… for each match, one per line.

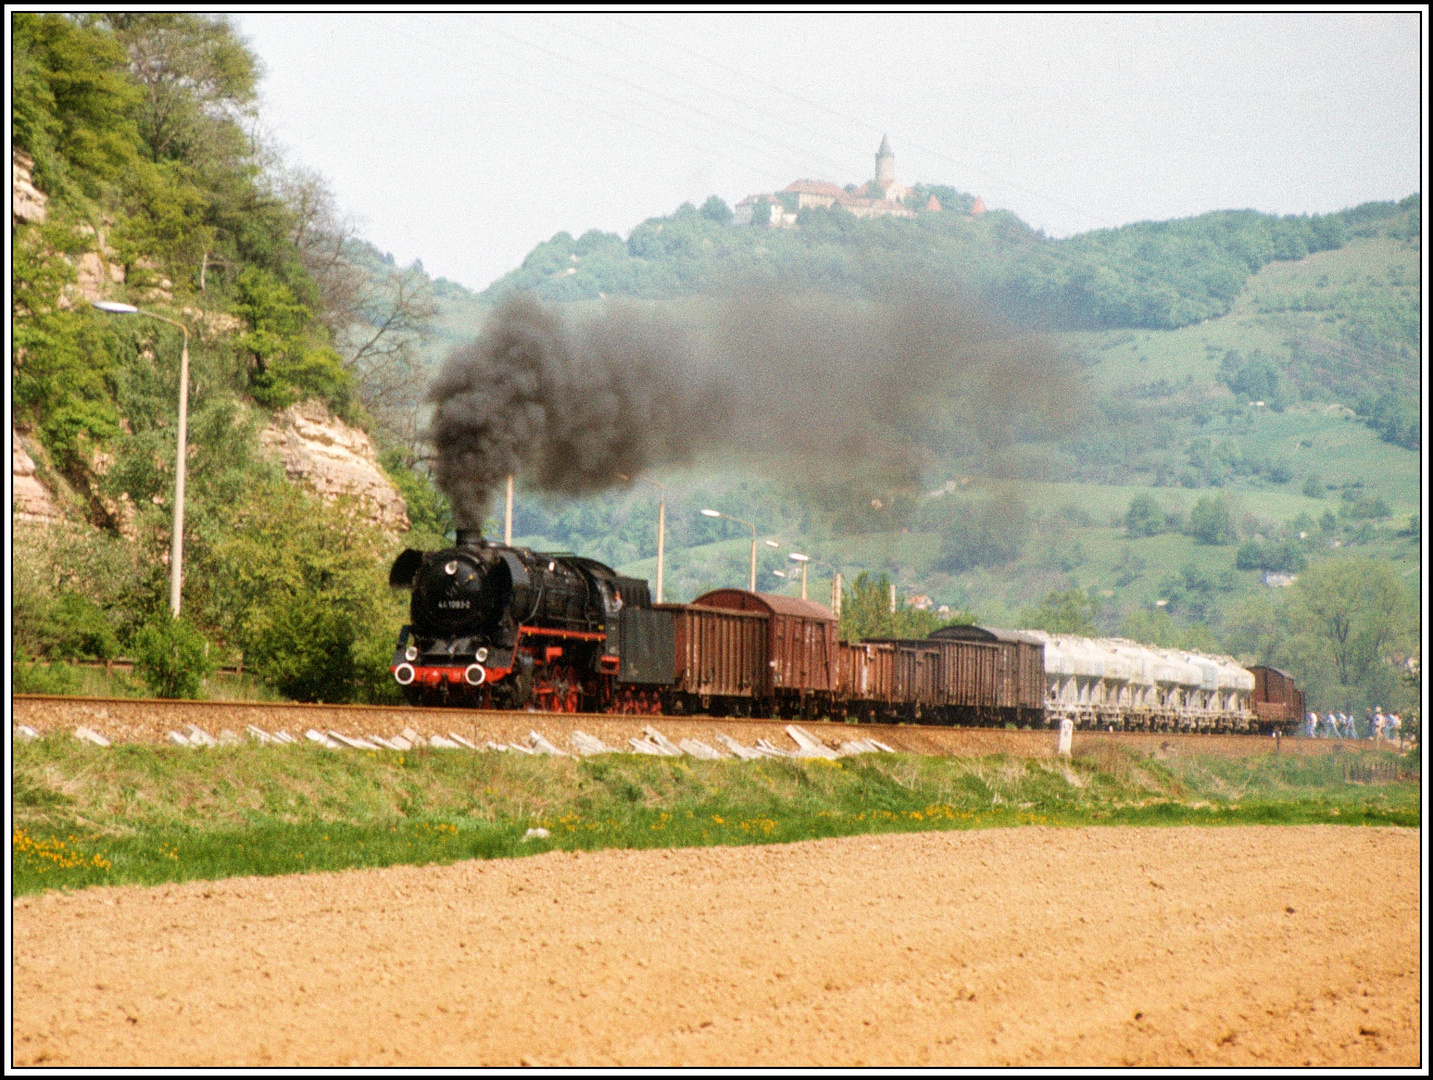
left=11, top=825, right=1420, bottom=1068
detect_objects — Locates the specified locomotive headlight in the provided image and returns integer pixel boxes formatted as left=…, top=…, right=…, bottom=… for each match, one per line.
left=394, top=663, right=416, bottom=685
left=475, top=647, right=489, bottom=662
left=444, top=561, right=458, bottom=575
left=464, top=664, right=487, bottom=686
left=404, top=645, right=418, bottom=662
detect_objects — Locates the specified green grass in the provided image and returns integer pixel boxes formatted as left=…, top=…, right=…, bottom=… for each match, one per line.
left=11, top=660, right=289, bottom=702
left=12, top=736, right=1419, bottom=896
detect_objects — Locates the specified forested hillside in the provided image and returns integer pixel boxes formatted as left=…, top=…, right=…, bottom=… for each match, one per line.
left=11, top=14, right=447, bottom=704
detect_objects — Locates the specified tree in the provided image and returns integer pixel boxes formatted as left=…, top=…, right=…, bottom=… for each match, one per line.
left=1018, top=589, right=1097, bottom=635
left=275, top=167, right=435, bottom=442
left=1124, top=493, right=1164, bottom=537
left=838, top=571, right=968, bottom=641
left=700, top=195, right=733, bottom=226
left=1283, top=557, right=1414, bottom=694
left=1188, top=493, right=1237, bottom=545
left=102, top=14, right=259, bottom=166
left=932, top=495, right=1030, bottom=573
left=1221, top=594, right=1282, bottom=667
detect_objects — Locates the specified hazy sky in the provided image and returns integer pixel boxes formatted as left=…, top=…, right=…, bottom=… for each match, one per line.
left=233, top=12, right=1423, bottom=292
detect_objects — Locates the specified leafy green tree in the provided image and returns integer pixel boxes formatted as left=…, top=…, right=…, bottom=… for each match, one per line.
left=930, top=496, right=1030, bottom=573
left=1017, top=589, right=1098, bottom=635
left=1187, top=493, right=1237, bottom=545
left=1302, top=474, right=1324, bottom=499
left=1124, top=493, right=1164, bottom=537
left=12, top=13, right=140, bottom=197
left=133, top=612, right=215, bottom=698
left=101, top=14, right=259, bottom=166
left=837, top=571, right=968, bottom=640
left=699, top=195, right=733, bottom=225
left=209, top=481, right=403, bottom=703
left=1236, top=540, right=1307, bottom=573
left=1221, top=594, right=1283, bottom=667
left=234, top=266, right=351, bottom=409
left=1282, top=557, right=1414, bottom=698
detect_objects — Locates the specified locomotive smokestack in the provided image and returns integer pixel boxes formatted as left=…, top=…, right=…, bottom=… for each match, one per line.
left=455, top=528, right=485, bottom=548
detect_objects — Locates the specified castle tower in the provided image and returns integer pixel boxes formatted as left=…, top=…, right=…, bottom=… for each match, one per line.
left=875, top=134, right=895, bottom=192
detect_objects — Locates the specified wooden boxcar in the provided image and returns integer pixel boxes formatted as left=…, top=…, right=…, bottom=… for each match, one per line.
left=692, top=590, right=839, bottom=702
left=657, top=602, right=767, bottom=702
left=837, top=641, right=896, bottom=705
left=928, top=625, right=1045, bottom=723
left=1248, top=665, right=1304, bottom=729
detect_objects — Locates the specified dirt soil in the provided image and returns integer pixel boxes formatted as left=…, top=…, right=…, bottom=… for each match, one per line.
left=11, top=825, right=1420, bottom=1067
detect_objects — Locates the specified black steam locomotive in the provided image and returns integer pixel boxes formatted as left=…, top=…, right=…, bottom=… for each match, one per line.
left=388, top=529, right=663, bottom=711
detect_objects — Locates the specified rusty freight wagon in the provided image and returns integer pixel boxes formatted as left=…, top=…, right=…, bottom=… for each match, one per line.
left=928, top=625, right=1046, bottom=725
left=836, top=641, right=896, bottom=717
left=861, top=639, right=943, bottom=719
left=1248, top=665, right=1304, bottom=729
left=692, top=590, right=840, bottom=716
left=654, top=601, right=767, bottom=714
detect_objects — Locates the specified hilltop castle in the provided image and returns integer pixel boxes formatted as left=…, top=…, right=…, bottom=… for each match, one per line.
left=734, top=136, right=983, bottom=227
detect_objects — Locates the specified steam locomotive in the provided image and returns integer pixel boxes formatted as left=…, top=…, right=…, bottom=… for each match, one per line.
left=388, top=529, right=655, bottom=711
left=388, top=533, right=1301, bottom=732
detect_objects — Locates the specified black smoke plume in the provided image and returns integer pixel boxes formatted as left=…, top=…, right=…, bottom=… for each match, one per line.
left=426, top=290, right=1077, bottom=530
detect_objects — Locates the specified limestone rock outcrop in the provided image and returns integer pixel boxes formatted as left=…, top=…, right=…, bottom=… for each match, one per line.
left=12, top=147, right=47, bottom=225
left=13, top=428, right=61, bottom=524
left=260, top=400, right=409, bottom=531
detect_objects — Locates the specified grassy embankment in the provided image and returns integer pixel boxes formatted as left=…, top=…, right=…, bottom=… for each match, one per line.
left=13, top=737, right=1418, bottom=896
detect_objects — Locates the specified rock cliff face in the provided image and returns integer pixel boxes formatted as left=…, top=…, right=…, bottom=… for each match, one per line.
left=12, top=147, right=47, bottom=224
left=13, top=428, right=61, bottom=524
left=260, top=400, right=409, bottom=531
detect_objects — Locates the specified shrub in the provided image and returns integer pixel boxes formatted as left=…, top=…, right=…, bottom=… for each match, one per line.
left=1124, top=494, right=1164, bottom=537
left=1188, top=493, right=1237, bottom=545
left=133, top=613, right=215, bottom=699
left=1235, top=540, right=1308, bottom=574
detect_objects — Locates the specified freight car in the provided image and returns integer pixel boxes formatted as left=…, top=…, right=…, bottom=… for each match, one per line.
left=1247, top=666, right=1305, bottom=728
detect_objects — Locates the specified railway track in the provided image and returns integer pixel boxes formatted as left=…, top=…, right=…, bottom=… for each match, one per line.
left=12, top=694, right=1376, bottom=759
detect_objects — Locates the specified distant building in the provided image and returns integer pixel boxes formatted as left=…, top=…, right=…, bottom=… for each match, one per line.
left=736, top=136, right=975, bottom=227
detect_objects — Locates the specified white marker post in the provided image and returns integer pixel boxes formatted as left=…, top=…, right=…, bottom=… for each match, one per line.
left=1057, top=717, right=1074, bottom=757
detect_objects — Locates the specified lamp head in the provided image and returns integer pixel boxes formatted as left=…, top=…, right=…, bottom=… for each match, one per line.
left=764, top=539, right=780, bottom=548
left=789, top=552, right=810, bottom=563
left=92, top=300, right=140, bottom=314
left=700, top=509, right=721, bottom=518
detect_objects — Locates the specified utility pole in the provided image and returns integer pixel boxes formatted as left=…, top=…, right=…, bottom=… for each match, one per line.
left=831, top=572, right=842, bottom=618
left=504, top=475, right=514, bottom=545
left=92, top=302, right=189, bottom=616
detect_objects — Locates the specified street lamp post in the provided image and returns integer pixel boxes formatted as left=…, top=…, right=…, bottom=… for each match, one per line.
left=701, top=508, right=756, bottom=592
left=93, top=301, right=190, bottom=617
left=619, top=473, right=666, bottom=604
left=789, top=552, right=810, bottom=601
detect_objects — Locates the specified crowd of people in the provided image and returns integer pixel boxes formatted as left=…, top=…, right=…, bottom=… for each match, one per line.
left=1302, top=707, right=1403, bottom=740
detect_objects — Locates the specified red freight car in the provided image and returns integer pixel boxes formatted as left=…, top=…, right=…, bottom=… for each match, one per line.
left=837, top=641, right=896, bottom=708
left=692, top=591, right=840, bottom=709
left=1248, top=666, right=1304, bottom=730
left=657, top=601, right=767, bottom=708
